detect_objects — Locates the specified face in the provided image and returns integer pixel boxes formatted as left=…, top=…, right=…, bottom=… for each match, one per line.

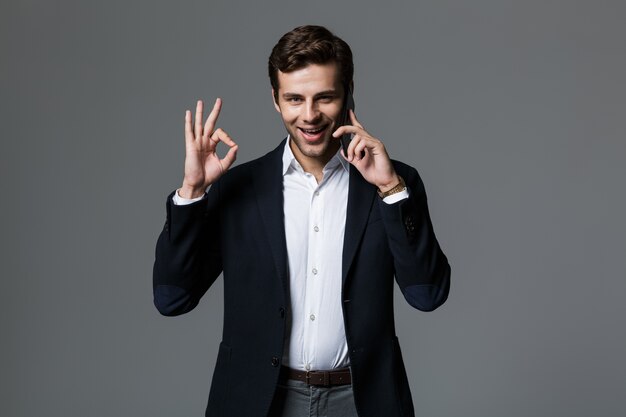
left=273, top=62, right=345, bottom=168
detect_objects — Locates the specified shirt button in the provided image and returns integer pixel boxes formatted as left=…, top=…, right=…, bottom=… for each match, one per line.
left=312, top=268, right=318, bottom=275
left=314, top=191, right=320, bottom=196
left=313, top=225, right=319, bottom=232
left=305, top=364, right=311, bottom=371
left=310, top=314, right=316, bottom=321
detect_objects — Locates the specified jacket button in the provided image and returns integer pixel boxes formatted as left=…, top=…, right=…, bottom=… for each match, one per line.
left=271, top=357, right=280, bottom=367
left=404, top=216, right=416, bottom=233
left=279, top=307, right=285, bottom=318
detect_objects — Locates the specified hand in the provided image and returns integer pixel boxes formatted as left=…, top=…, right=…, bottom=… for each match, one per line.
left=180, top=98, right=238, bottom=199
left=332, top=110, right=399, bottom=192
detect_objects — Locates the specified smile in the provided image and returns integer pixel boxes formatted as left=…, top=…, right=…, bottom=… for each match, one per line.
left=298, top=125, right=329, bottom=142
left=299, top=125, right=327, bottom=134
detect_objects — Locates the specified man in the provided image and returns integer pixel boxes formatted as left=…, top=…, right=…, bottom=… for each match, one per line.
left=153, top=25, right=450, bottom=417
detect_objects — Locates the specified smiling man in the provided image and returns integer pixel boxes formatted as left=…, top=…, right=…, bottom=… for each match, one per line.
left=273, top=62, right=343, bottom=178
left=153, top=25, right=451, bottom=417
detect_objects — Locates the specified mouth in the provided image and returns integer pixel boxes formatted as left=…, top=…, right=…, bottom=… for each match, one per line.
left=298, top=125, right=329, bottom=142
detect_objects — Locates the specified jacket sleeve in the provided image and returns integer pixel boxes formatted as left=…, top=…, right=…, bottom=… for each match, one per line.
left=378, top=164, right=451, bottom=312
left=152, top=183, right=223, bottom=316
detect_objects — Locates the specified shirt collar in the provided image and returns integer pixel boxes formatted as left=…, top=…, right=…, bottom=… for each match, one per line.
left=282, top=135, right=350, bottom=176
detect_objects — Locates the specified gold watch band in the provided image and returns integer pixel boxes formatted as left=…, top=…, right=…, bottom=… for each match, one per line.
left=377, top=176, right=406, bottom=198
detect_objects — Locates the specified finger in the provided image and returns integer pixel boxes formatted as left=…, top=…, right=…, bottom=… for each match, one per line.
left=349, top=109, right=364, bottom=129
left=354, top=139, right=368, bottom=161
left=210, top=128, right=237, bottom=153
left=347, top=135, right=361, bottom=162
left=211, top=128, right=237, bottom=147
left=194, top=100, right=204, bottom=139
left=332, top=124, right=360, bottom=138
left=184, top=110, right=193, bottom=143
left=350, top=134, right=372, bottom=161
left=353, top=147, right=370, bottom=166
left=220, top=144, right=239, bottom=172
left=203, top=98, right=222, bottom=138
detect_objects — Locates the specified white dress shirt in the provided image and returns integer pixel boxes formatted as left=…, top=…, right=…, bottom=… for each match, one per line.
left=281, top=139, right=351, bottom=371
left=173, top=137, right=408, bottom=371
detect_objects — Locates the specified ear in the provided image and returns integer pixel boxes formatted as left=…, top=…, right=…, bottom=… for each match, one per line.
left=271, top=89, right=281, bottom=113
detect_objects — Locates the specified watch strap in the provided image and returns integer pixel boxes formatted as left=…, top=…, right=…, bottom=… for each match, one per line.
left=377, top=176, right=406, bottom=198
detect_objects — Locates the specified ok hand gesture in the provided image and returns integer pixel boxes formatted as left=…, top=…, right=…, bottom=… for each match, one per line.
left=180, top=99, right=238, bottom=199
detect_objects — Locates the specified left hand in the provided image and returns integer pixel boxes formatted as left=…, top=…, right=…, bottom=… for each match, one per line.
left=333, top=110, right=400, bottom=192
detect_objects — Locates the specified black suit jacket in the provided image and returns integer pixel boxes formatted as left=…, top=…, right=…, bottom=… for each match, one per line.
left=153, top=139, right=451, bottom=417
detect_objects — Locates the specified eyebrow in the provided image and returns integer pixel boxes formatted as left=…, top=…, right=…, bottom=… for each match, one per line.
left=314, top=90, right=340, bottom=97
left=281, top=90, right=340, bottom=99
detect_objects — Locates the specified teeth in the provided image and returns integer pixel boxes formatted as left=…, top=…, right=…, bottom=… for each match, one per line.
left=302, top=127, right=324, bottom=134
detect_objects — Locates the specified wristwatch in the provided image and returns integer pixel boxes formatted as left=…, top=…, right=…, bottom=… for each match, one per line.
left=377, top=176, right=406, bottom=198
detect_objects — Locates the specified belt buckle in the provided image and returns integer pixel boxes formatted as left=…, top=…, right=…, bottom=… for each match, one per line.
left=304, top=369, right=331, bottom=386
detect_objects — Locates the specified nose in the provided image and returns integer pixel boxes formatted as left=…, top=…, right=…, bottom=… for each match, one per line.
left=303, top=100, right=320, bottom=123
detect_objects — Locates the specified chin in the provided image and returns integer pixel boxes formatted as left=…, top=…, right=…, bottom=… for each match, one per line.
left=293, top=134, right=334, bottom=157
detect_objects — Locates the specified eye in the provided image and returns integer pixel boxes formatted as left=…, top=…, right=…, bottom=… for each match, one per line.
left=318, top=95, right=334, bottom=102
left=286, top=97, right=303, bottom=103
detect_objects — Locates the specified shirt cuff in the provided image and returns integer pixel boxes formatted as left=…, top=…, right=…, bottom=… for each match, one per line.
left=382, top=189, right=409, bottom=205
left=172, top=189, right=205, bottom=205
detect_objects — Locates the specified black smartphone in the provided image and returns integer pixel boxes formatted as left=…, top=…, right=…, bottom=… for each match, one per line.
left=340, top=85, right=355, bottom=156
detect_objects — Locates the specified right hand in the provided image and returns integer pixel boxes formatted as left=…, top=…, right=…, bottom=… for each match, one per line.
left=180, top=98, right=238, bottom=199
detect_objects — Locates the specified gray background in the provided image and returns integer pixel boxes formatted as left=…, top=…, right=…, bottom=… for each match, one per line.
left=2, top=0, right=625, bottom=416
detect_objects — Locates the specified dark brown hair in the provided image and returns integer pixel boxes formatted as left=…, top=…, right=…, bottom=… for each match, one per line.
left=268, top=25, right=354, bottom=101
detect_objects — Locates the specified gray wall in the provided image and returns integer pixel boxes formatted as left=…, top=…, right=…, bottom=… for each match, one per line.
left=2, top=1, right=625, bottom=416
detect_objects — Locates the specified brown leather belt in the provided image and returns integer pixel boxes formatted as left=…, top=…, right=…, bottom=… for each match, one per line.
left=281, top=366, right=352, bottom=387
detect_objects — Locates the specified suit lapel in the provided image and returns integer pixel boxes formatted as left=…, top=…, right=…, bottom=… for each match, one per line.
left=253, top=140, right=289, bottom=295
left=342, top=165, right=378, bottom=285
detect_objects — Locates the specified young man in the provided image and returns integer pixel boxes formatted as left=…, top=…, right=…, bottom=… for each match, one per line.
left=154, top=25, right=451, bottom=417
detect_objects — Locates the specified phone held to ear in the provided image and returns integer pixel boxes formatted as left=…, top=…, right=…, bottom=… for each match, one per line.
left=340, top=86, right=355, bottom=156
